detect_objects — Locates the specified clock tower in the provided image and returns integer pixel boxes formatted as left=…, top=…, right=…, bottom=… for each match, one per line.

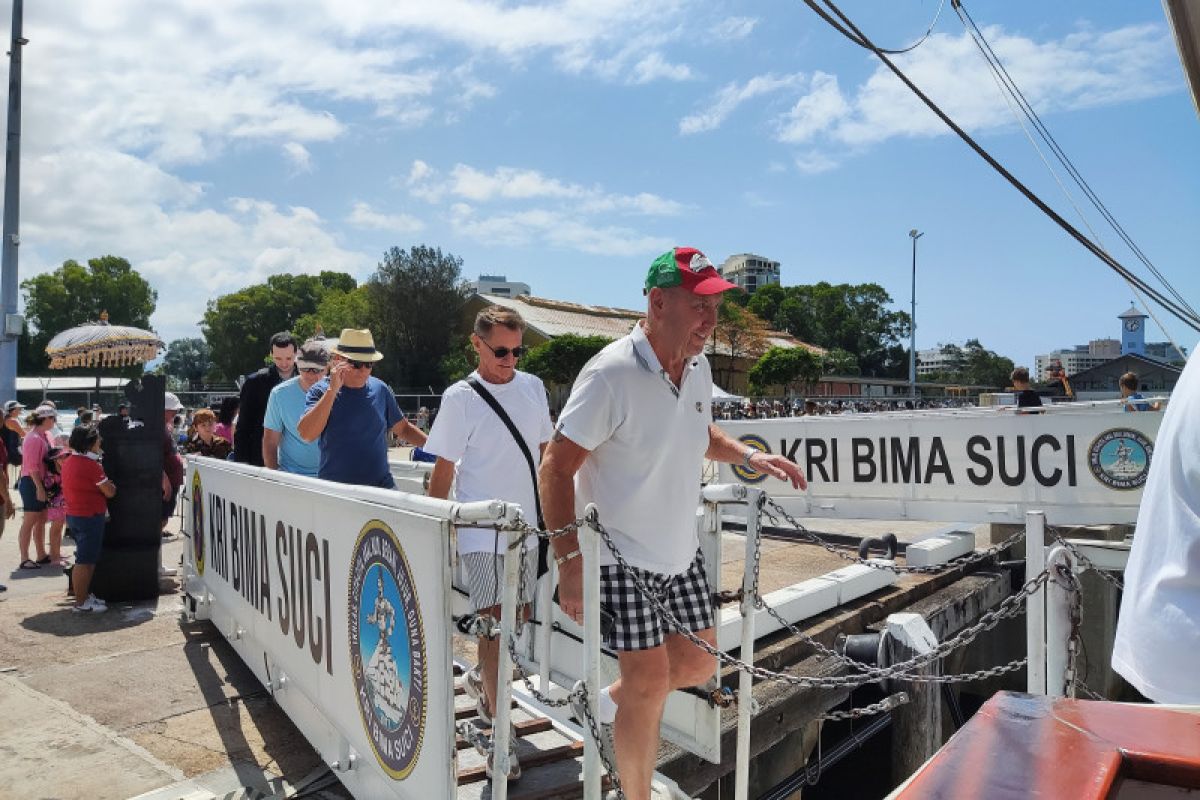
left=1119, top=304, right=1147, bottom=356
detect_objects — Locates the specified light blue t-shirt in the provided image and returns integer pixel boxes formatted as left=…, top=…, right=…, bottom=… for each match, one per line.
left=305, top=376, right=403, bottom=488
left=263, top=377, right=321, bottom=477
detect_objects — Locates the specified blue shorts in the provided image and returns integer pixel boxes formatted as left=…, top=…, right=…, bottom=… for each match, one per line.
left=67, top=514, right=106, bottom=565
left=18, top=475, right=47, bottom=512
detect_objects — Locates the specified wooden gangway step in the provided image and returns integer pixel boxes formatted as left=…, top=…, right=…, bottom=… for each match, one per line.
left=454, top=672, right=604, bottom=800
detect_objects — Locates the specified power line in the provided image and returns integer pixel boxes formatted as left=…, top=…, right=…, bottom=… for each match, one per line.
left=799, top=0, right=1200, bottom=334
left=954, top=0, right=1199, bottom=321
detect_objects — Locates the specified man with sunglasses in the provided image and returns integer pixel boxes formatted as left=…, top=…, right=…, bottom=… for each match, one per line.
left=425, top=307, right=553, bottom=780
left=262, top=338, right=329, bottom=476
left=297, top=328, right=427, bottom=489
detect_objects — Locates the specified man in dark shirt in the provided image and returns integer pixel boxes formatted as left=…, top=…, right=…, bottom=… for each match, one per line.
left=233, top=332, right=297, bottom=465
left=1012, top=366, right=1044, bottom=412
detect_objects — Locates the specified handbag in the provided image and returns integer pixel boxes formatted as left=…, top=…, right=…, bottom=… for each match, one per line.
left=466, top=378, right=549, bottom=578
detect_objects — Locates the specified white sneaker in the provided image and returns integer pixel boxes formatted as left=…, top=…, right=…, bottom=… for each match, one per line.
left=72, top=597, right=107, bottom=613
left=87, top=594, right=107, bottom=609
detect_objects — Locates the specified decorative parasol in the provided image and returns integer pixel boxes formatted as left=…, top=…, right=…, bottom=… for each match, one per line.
left=45, top=311, right=164, bottom=369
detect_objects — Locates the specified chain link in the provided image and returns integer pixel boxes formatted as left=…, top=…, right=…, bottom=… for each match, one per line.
left=1050, top=531, right=1126, bottom=590
left=763, top=499, right=1026, bottom=575
left=819, top=691, right=909, bottom=722
left=1058, top=561, right=1084, bottom=699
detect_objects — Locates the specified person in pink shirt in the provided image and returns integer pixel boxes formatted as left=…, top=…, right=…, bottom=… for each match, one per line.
left=16, top=405, right=56, bottom=569
left=62, top=426, right=116, bottom=613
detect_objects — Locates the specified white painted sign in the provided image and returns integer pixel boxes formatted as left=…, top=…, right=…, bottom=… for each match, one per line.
left=184, top=459, right=457, bottom=799
left=717, top=407, right=1162, bottom=524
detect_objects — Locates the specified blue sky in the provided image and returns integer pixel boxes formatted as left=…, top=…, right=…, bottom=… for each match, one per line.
left=5, top=0, right=1198, bottom=371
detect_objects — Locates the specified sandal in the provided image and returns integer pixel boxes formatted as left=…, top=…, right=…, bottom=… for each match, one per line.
left=19, top=559, right=39, bottom=570
left=36, top=555, right=52, bottom=565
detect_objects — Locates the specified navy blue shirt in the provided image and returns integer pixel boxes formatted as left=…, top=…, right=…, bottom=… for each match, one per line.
left=305, top=376, right=403, bottom=488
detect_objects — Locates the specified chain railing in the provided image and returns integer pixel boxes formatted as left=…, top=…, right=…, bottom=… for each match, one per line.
left=471, top=492, right=1091, bottom=800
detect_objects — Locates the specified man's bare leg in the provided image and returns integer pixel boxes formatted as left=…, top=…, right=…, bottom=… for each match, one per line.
left=612, top=645, right=670, bottom=800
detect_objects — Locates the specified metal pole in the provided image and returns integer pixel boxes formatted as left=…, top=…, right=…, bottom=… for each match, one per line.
left=908, top=229, right=923, bottom=400
left=0, top=0, right=26, bottom=403
left=1044, top=545, right=1072, bottom=699
left=581, top=505, right=603, bottom=800
left=1025, top=511, right=1046, bottom=695
left=490, top=528, right=524, bottom=800
left=735, top=488, right=764, bottom=800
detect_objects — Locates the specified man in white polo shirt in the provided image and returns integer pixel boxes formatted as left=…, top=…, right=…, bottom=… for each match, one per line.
left=539, top=246, right=806, bottom=799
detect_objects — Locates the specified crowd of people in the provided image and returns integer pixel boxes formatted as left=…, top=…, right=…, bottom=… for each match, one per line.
left=714, top=396, right=976, bottom=420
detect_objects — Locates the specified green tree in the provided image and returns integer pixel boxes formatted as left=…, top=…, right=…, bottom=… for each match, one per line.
left=162, top=338, right=212, bottom=387
left=523, top=334, right=612, bottom=387
left=917, top=339, right=1013, bottom=388
left=293, top=284, right=371, bottom=342
left=708, top=302, right=771, bottom=388
left=367, top=245, right=469, bottom=389
left=202, top=271, right=355, bottom=379
left=438, top=337, right=478, bottom=385
left=19, top=255, right=157, bottom=376
left=823, top=347, right=860, bottom=376
left=748, top=346, right=824, bottom=395
left=763, top=282, right=910, bottom=378
left=746, top=283, right=786, bottom=324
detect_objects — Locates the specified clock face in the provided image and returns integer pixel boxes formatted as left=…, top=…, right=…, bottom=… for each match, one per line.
left=1124, top=319, right=1141, bottom=332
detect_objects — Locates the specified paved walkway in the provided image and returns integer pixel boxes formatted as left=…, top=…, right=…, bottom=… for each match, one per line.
left=0, top=502, right=346, bottom=800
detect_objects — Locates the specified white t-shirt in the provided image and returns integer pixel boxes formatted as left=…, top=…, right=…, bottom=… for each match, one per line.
left=1112, top=339, right=1200, bottom=703
left=557, top=321, right=712, bottom=575
left=424, top=370, right=553, bottom=555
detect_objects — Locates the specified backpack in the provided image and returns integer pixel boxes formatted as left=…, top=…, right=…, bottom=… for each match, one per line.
left=3, top=427, right=21, bottom=467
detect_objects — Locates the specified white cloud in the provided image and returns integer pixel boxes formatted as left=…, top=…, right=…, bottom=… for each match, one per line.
left=712, top=16, right=757, bottom=41
left=346, top=201, right=425, bottom=233
left=793, top=151, right=839, bottom=174
left=771, top=24, right=1177, bottom=149
left=448, top=204, right=670, bottom=256
left=630, top=53, right=693, bottom=85
left=282, top=142, right=313, bottom=173
left=409, top=161, right=686, bottom=216
left=679, top=73, right=806, bottom=135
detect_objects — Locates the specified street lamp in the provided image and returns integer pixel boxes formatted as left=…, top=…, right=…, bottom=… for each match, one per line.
left=908, top=229, right=923, bottom=400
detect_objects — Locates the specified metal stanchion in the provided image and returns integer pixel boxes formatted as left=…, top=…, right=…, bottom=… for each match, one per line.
left=1025, top=511, right=1047, bottom=695
left=735, top=488, right=764, bottom=800
left=581, top=505, right=604, bottom=800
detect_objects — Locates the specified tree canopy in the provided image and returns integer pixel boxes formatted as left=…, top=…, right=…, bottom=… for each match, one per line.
left=747, top=282, right=910, bottom=377
left=367, top=245, right=468, bottom=389
left=918, top=339, right=1014, bottom=388
left=202, top=271, right=356, bottom=380
left=748, top=345, right=824, bottom=395
left=19, top=255, right=157, bottom=375
left=522, top=334, right=612, bottom=387
left=293, top=284, right=371, bottom=342
left=707, top=301, right=771, bottom=388
left=162, top=338, right=213, bottom=387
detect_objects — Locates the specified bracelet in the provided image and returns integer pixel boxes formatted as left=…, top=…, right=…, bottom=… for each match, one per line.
left=742, top=447, right=758, bottom=471
left=555, top=549, right=582, bottom=567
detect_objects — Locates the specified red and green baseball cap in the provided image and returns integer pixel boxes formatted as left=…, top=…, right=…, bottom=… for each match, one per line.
left=644, top=247, right=739, bottom=295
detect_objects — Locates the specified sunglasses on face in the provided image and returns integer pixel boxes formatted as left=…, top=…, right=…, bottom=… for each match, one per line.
left=299, top=367, right=324, bottom=374
left=345, top=360, right=373, bottom=370
left=479, top=339, right=527, bottom=359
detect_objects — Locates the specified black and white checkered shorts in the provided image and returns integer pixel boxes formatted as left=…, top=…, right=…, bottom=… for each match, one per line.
left=601, top=549, right=714, bottom=651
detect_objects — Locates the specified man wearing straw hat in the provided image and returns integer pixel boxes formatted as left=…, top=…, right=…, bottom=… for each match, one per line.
left=297, top=329, right=427, bottom=489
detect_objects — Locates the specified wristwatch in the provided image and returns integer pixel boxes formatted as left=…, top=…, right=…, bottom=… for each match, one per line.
left=742, top=447, right=758, bottom=471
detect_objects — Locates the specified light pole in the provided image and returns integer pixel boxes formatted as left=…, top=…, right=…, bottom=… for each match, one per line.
left=908, top=229, right=923, bottom=400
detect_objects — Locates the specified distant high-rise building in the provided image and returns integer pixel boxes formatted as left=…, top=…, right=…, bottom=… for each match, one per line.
left=718, top=254, right=780, bottom=294
left=1088, top=338, right=1120, bottom=358
left=466, top=274, right=531, bottom=297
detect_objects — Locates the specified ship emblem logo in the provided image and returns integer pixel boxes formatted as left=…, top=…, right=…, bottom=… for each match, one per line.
left=349, top=520, right=427, bottom=780
left=732, top=434, right=771, bottom=484
left=190, top=471, right=205, bottom=576
left=1087, top=428, right=1153, bottom=491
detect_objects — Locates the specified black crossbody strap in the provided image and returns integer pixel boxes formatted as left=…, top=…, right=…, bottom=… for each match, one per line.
left=467, top=378, right=549, bottom=578
left=466, top=378, right=545, bottom=529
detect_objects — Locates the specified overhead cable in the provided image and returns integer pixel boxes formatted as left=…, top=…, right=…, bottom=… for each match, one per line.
left=954, top=0, right=1199, bottom=321
left=799, top=0, right=1200, bottom=333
